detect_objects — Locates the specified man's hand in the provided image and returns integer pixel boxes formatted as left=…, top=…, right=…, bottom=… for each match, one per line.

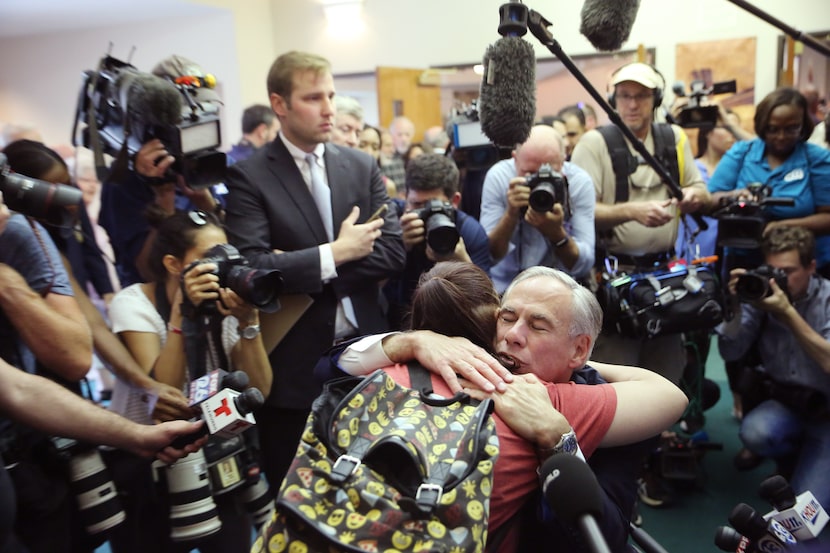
left=142, top=420, right=209, bottom=464
left=756, top=278, right=793, bottom=316
left=630, top=199, right=674, bottom=227
left=524, top=203, right=565, bottom=238
left=426, top=236, right=471, bottom=264
left=399, top=211, right=424, bottom=251
left=135, top=139, right=175, bottom=179
left=506, top=177, right=530, bottom=217
left=461, top=372, right=571, bottom=449
left=679, top=186, right=709, bottom=214
left=384, top=330, right=513, bottom=393
left=151, top=382, right=195, bottom=422
left=331, top=206, right=384, bottom=265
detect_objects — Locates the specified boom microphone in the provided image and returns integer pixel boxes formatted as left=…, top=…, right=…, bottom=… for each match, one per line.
left=118, top=70, right=183, bottom=129
left=579, top=0, right=641, bottom=52
left=479, top=2, right=536, bottom=148
left=539, top=454, right=611, bottom=553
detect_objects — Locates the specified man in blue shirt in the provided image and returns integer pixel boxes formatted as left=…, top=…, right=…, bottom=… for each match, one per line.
left=383, top=153, right=492, bottom=329
left=480, top=125, right=595, bottom=293
left=717, top=226, right=830, bottom=510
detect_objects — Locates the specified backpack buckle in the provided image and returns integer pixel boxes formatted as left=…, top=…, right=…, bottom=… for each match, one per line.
left=330, top=454, right=362, bottom=483
left=415, top=483, right=443, bottom=510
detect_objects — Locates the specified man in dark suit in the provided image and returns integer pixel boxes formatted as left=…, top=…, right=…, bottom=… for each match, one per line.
left=224, top=50, right=406, bottom=491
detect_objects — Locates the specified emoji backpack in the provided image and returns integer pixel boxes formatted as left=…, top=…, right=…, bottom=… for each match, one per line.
left=252, top=365, right=499, bottom=553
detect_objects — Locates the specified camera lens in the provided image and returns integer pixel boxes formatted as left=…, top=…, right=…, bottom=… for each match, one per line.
left=225, top=265, right=283, bottom=312
left=424, top=212, right=460, bottom=255
left=735, top=273, right=769, bottom=301
left=239, top=475, right=275, bottom=528
left=158, top=450, right=222, bottom=542
left=67, top=448, right=126, bottom=535
left=529, top=183, right=556, bottom=212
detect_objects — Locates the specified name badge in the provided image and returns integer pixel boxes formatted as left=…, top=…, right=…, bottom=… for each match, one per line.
left=784, top=168, right=804, bottom=182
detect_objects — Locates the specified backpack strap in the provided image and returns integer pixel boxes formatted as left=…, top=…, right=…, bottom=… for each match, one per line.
left=652, top=123, right=681, bottom=189
left=597, top=125, right=637, bottom=204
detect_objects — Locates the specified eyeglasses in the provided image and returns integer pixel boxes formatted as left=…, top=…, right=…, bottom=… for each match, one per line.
left=765, top=124, right=802, bottom=137
left=616, top=92, right=653, bottom=104
left=188, top=210, right=208, bottom=226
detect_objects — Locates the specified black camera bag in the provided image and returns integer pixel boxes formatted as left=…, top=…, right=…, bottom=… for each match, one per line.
left=598, top=264, right=724, bottom=338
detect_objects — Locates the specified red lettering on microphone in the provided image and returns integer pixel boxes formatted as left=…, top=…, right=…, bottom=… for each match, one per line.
left=214, top=398, right=233, bottom=417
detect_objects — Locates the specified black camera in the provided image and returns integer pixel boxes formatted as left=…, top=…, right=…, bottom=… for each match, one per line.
left=186, top=244, right=283, bottom=314
left=0, top=153, right=82, bottom=225
left=526, top=163, right=570, bottom=214
left=735, top=264, right=788, bottom=302
left=51, top=437, right=126, bottom=536
left=73, top=54, right=226, bottom=189
left=446, top=101, right=503, bottom=171
left=712, top=183, right=795, bottom=249
left=415, top=199, right=459, bottom=255
left=673, top=79, right=737, bottom=128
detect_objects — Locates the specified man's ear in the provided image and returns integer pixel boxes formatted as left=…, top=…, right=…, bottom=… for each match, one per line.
left=450, top=191, right=462, bottom=208
left=270, top=92, right=288, bottom=118
left=568, top=334, right=592, bottom=370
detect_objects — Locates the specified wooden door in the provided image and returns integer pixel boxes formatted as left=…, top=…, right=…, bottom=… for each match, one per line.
left=375, top=66, right=442, bottom=140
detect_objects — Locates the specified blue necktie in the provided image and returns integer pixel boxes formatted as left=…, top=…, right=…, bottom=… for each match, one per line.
left=306, top=153, right=333, bottom=241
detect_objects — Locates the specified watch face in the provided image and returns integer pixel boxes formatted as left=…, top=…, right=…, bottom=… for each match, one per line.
left=241, top=325, right=261, bottom=339
left=562, top=433, right=578, bottom=454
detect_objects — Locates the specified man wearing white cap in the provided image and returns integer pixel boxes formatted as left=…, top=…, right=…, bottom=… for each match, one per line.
left=570, top=63, right=709, bottom=384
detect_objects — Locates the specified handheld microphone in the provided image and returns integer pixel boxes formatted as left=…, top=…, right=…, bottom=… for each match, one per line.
left=760, top=475, right=829, bottom=541
left=170, top=370, right=261, bottom=448
left=479, top=2, right=536, bottom=148
left=714, top=525, right=751, bottom=552
left=579, top=0, right=641, bottom=52
left=729, top=502, right=798, bottom=552
left=538, top=454, right=611, bottom=553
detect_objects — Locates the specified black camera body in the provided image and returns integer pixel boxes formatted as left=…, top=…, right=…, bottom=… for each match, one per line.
left=735, top=264, right=788, bottom=302
left=0, top=153, right=82, bottom=225
left=674, top=79, right=737, bottom=128
left=526, top=163, right=570, bottom=214
left=187, top=244, right=283, bottom=314
left=712, top=183, right=795, bottom=249
left=415, top=199, right=459, bottom=256
left=73, top=54, right=226, bottom=189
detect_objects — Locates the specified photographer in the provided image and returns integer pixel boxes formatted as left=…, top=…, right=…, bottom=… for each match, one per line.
left=384, top=153, right=491, bottom=329
left=106, top=209, right=272, bottom=552
left=717, top=225, right=830, bottom=510
left=98, top=55, right=226, bottom=287
left=480, top=124, right=595, bottom=293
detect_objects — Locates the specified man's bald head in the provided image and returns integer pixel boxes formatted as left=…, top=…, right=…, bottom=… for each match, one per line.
left=513, top=124, right=565, bottom=175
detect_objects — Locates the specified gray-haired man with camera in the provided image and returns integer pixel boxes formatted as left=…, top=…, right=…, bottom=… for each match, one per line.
left=480, top=124, right=596, bottom=294
left=717, top=225, right=830, bottom=511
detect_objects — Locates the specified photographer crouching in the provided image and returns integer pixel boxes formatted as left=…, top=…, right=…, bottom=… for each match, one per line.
left=105, top=210, right=279, bottom=552
left=716, top=225, right=830, bottom=510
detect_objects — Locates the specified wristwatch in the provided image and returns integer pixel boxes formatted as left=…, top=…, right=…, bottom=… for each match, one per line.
left=539, top=427, right=578, bottom=459
left=239, top=324, right=261, bottom=340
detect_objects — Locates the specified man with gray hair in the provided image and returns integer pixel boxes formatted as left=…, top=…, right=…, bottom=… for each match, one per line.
left=480, top=124, right=596, bottom=293
left=381, top=115, right=415, bottom=189
left=331, top=95, right=364, bottom=149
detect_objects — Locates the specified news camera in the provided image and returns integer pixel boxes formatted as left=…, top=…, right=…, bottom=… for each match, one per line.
left=73, top=53, right=226, bottom=189
left=712, top=182, right=795, bottom=249
left=673, top=78, right=737, bottom=128
left=0, top=153, right=82, bottom=225
left=415, top=199, right=459, bottom=255
left=183, top=243, right=283, bottom=315
left=446, top=101, right=503, bottom=171
left=526, top=163, right=570, bottom=214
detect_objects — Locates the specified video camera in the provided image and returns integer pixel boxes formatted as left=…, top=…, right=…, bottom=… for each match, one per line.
left=446, top=101, right=503, bottom=171
left=712, top=183, right=795, bottom=249
left=0, top=153, right=82, bottom=225
left=415, top=199, right=459, bottom=255
left=183, top=243, right=283, bottom=315
left=673, top=78, right=737, bottom=128
left=526, top=163, right=570, bottom=214
left=73, top=52, right=226, bottom=189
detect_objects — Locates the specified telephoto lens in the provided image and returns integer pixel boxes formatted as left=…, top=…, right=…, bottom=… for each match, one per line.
left=65, top=443, right=126, bottom=535
left=238, top=475, right=275, bottom=528
left=156, top=449, right=222, bottom=542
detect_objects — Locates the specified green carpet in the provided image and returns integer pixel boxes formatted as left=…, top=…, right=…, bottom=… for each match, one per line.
left=634, top=336, right=783, bottom=552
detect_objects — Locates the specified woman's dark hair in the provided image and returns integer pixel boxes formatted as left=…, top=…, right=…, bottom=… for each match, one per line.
left=753, top=87, right=814, bottom=141
left=408, top=262, right=499, bottom=353
left=361, top=124, right=383, bottom=167
left=3, top=139, right=67, bottom=180
left=146, top=210, right=223, bottom=283
left=696, top=124, right=715, bottom=159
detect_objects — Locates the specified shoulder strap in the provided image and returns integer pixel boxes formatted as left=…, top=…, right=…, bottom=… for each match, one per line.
left=652, top=123, right=680, bottom=188
left=597, top=125, right=636, bottom=203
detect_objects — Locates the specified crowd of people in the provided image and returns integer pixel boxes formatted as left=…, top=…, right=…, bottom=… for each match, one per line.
left=0, top=47, right=829, bottom=553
